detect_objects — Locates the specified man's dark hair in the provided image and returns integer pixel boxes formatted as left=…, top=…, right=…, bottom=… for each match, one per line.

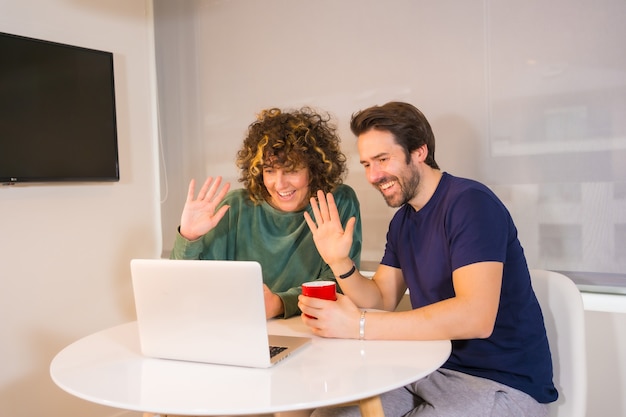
left=350, top=101, right=439, bottom=169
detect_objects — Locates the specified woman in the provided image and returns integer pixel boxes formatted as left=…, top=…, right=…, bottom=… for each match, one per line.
left=171, top=107, right=362, bottom=318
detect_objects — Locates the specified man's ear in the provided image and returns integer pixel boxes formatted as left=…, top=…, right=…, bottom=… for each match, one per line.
left=411, top=144, right=428, bottom=164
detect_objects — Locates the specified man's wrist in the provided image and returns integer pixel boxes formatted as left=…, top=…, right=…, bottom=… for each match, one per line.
left=333, top=260, right=357, bottom=279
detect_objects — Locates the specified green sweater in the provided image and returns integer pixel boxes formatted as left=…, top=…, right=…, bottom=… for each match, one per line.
left=171, top=184, right=362, bottom=318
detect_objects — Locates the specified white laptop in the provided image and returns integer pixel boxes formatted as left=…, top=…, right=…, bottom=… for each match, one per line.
left=130, top=258, right=311, bottom=368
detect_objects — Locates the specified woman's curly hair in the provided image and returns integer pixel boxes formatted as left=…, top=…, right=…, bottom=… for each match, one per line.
left=236, top=107, right=347, bottom=204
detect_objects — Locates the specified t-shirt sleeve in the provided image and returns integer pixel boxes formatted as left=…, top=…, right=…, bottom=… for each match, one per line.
left=447, top=189, right=509, bottom=270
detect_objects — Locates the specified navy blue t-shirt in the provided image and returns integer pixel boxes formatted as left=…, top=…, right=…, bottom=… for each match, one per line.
left=381, top=172, right=558, bottom=403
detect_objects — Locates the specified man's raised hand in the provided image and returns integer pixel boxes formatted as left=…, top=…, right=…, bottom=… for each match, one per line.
left=303, top=190, right=356, bottom=266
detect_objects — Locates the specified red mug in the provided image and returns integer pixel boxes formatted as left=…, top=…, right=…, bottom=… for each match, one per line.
left=302, top=281, right=337, bottom=318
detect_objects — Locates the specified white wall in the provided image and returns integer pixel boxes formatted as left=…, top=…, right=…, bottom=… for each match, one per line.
left=156, top=0, right=626, bottom=276
left=581, top=296, right=626, bottom=416
left=0, top=1, right=160, bottom=416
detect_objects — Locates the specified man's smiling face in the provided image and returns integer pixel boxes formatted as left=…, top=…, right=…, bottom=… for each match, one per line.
left=358, top=129, right=421, bottom=208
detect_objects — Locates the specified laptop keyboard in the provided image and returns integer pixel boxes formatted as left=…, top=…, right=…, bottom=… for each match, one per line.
left=269, top=345, right=288, bottom=358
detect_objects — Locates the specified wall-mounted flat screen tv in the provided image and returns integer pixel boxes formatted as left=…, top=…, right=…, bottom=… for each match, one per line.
left=0, top=32, right=119, bottom=184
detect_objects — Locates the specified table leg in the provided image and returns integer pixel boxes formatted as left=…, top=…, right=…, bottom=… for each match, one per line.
left=143, top=414, right=279, bottom=417
left=333, top=395, right=384, bottom=417
left=357, top=395, right=384, bottom=417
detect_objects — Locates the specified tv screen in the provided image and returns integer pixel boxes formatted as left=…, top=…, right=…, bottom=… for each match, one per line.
left=0, top=32, right=119, bottom=184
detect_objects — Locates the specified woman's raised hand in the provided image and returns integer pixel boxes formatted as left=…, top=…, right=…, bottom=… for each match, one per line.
left=179, top=177, right=231, bottom=241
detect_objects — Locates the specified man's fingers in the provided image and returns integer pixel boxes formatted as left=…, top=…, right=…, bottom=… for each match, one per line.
left=303, top=211, right=317, bottom=232
left=325, top=192, right=339, bottom=222
left=316, top=190, right=331, bottom=221
left=308, top=195, right=323, bottom=225
left=344, top=217, right=357, bottom=237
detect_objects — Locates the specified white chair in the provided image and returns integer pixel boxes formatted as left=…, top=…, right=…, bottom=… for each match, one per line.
left=530, top=269, right=587, bottom=417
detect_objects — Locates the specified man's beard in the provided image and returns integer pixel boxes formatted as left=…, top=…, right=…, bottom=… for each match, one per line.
left=378, top=164, right=421, bottom=208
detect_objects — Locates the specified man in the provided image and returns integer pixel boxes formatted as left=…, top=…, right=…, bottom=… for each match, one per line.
left=299, top=102, right=557, bottom=417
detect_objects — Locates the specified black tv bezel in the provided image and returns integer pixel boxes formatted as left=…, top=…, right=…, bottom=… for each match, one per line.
left=0, top=31, right=120, bottom=185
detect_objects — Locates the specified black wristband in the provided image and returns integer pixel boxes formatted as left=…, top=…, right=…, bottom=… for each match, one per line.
left=338, top=263, right=357, bottom=279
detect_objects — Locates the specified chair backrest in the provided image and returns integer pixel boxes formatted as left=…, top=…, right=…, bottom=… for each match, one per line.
left=530, top=269, right=587, bottom=417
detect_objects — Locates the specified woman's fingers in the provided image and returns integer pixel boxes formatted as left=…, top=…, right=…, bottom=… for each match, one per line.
left=197, top=177, right=215, bottom=200
left=188, top=176, right=229, bottom=204
left=205, top=176, right=223, bottom=200
left=186, top=178, right=197, bottom=202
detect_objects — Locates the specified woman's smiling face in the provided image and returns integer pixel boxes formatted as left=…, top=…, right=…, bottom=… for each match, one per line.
left=262, top=164, right=311, bottom=212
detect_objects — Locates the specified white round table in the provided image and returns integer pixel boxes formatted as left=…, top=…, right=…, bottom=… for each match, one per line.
left=50, top=317, right=450, bottom=416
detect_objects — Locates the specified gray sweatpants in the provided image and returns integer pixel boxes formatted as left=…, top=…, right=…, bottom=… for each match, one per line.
left=311, top=369, right=549, bottom=417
